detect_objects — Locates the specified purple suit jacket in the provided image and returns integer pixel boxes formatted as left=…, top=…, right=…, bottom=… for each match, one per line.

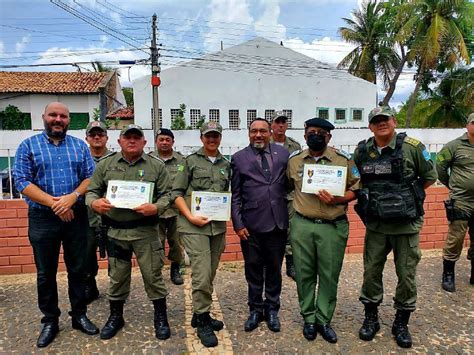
left=231, top=143, right=290, bottom=234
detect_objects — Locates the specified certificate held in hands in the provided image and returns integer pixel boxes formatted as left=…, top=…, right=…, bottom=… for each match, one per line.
left=106, top=180, right=154, bottom=209
left=191, top=191, right=232, bottom=221
left=301, top=164, right=347, bottom=196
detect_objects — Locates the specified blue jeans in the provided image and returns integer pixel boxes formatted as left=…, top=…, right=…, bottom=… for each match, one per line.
left=28, top=205, right=88, bottom=323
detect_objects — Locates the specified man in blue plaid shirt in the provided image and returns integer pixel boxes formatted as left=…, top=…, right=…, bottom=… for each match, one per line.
left=13, top=102, right=99, bottom=348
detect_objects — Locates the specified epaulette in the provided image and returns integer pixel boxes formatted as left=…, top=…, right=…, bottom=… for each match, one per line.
left=289, top=149, right=303, bottom=159
left=97, top=151, right=116, bottom=161
left=404, top=136, right=421, bottom=147
left=333, top=148, right=351, bottom=160
left=148, top=154, right=164, bottom=163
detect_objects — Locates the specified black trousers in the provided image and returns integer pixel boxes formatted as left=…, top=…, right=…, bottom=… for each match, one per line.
left=240, top=227, right=287, bottom=313
left=85, top=226, right=99, bottom=282
left=28, top=205, right=88, bottom=323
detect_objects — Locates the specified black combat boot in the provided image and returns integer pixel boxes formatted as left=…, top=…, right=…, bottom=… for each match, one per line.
left=170, top=262, right=184, bottom=285
left=391, top=310, right=412, bottom=348
left=286, top=255, right=296, bottom=281
left=195, top=312, right=218, bottom=348
left=153, top=298, right=171, bottom=340
left=100, top=300, right=125, bottom=340
left=442, top=259, right=456, bottom=292
left=470, top=259, right=474, bottom=285
left=358, top=303, right=380, bottom=341
left=191, top=313, right=224, bottom=331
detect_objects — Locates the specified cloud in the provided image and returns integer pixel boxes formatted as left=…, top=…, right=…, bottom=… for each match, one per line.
left=254, top=0, right=286, bottom=39
left=15, top=35, right=31, bottom=56
left=0, top=41, right=4, bottom=57
left=284, top=36, right=355, bottom=65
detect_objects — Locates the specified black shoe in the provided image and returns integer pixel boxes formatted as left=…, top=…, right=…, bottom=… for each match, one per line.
left=392, top=310, right=412, bottom=348
left=266, top=311, right=281, bottom=332
left=441, top=259, right=456, bottom=292
left=84, top=280, right=100, bottom=305
left=192, top=313, right=224, bottom=331
left=470, top=259, right=474, bottom=285
left=244, top=311, right=264, bottom=332
left=72, top=314, right=99, bottom=335
left=153, top=298, right=171, bottom=340
left=303, top=323, right=317, bottom=341
left=100, top=301, right=125, bottom=340
left=37, top=322, right=59, bottom=348
left=359, top=303, right=380, bottom=341
left=195, top=312, right=218, bottom=348
left=316, top=323, right=337, bottom=343
left=170, top=262, right=184, bottom=285
left=286, top=255, right=296, bottom=281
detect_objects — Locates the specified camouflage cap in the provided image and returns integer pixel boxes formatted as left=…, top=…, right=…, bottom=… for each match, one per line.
left=86, top=121, right=107, bottom=134
left=272, top=110, right=288, bottom=122
left=467, top=113, right=474, bottom=124
left=200, top=121, right=223, bottom=135
left=120, top=124, right=144, bottom=137
left=368, top=106, right=396, bottom=123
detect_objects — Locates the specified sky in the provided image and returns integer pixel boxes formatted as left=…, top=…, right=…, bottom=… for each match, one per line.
left=0, top=0, right=417, bottom=107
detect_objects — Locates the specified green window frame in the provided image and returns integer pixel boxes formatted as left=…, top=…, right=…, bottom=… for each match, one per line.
left=351, top=108, right=364, bottom=121
left=334, top=108, right=347, bottom=123
left=316, top=107, right=329, bottom=120
left=69, top=113, right=90, bottom=130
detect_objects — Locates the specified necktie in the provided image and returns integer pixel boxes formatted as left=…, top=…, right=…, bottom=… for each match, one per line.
left=259, top=150, right=271, bottom=182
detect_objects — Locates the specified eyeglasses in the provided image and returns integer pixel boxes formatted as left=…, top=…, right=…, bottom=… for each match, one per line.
left=308, top=130, right=329, bottom=137
left=87, top=132, right=106, bottom=138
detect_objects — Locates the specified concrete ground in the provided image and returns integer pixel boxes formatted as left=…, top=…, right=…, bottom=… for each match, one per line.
left=0, top=249, right=472, bottom=354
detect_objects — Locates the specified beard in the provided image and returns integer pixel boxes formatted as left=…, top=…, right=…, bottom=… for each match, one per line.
left=44, top=121, right=68, bottom=139
left=252, top=142, right=265, bottom=150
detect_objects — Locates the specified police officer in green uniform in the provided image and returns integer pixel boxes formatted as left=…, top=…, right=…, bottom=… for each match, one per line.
left=270, top=111, right=302, bottom=280
left=86, top=124, right=172, bottom=341
left=151, top=128, right=185, bottom=285
left=287, top=118, right=359, bottom=343
left=84, top=121, right=114, bottom=304
left=354, top=107, right=437, bottom=349
left=171, top=121, right=230, bottom=348
left=436, top=112, right=474, bottom=291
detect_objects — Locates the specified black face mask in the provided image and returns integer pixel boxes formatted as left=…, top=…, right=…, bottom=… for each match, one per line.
left=306, top=133, right=327, bottom=152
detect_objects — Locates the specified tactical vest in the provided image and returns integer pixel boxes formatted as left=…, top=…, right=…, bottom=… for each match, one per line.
left=356, top=133, right=424, bottom=222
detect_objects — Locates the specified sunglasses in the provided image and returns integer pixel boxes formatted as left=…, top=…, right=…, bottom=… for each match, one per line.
left=87, top=132, right=107, bottom=138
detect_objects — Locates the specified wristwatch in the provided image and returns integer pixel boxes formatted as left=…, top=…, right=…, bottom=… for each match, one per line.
left=73, top=191, right=81, bottom=199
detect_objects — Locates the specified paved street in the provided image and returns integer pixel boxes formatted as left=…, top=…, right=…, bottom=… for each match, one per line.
left=1, top=250, right=472, bottom=354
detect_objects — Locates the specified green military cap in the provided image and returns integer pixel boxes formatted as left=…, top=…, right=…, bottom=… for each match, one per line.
left=120, top=124, right=144, bottom=136
left=368, top=106, right=396, bottom=123
left=467, top=113, right=474, bottom=124
left=86, top=121, right=107, bottom=134
left=200, top=121, right=222, bottom=135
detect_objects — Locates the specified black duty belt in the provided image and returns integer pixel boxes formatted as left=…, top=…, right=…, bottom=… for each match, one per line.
left=296, top=212, right=347, bottom=224
left=102, top=215, right=158, bottom=229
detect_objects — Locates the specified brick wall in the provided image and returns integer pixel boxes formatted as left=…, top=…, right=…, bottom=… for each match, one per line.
left=0, top=186, right=470, bottom=275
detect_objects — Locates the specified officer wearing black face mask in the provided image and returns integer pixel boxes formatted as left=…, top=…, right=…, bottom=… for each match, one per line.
left=286, top=118, right=360, bottom=343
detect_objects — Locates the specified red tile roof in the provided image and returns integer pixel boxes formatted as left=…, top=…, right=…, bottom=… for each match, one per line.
left=107, top=106, right=134, bottom=119
left=0, top=71, right=111, bottom=94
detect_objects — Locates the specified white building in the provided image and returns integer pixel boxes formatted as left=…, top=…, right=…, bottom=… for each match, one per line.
left=133, top=37, right=377, bottom=130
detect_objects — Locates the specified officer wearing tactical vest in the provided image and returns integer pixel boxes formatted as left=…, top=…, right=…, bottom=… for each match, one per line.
left=86, top=124, right=172, bottom=341
left=270, top=111, right=302, bottom=281
left=287, top=118, right=360, bottom=343
left=354, top=107, right=437, bottom=349
left=436, top=112, right=474, bottom=292
left=151, top=128, right=185, bottom=286
left=84, top=121, right=114, bottom=304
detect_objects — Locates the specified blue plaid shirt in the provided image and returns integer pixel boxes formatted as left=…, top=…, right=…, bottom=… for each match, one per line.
left=13, top=131, right=95, bottom=209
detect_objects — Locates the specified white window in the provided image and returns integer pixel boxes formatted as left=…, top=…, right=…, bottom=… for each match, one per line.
left=150, top=108, right=163, bottom=128
left=190, top=109, right=201, bottom=129
left=265, top=109, right=275, bottom=121
left=229, top=110, right=239, bottom=130
left=282, top=109, right=292, bottom=128
left=335, top=108, right=346, bottom=122
left=209, top=109, right=220, bottom=122
left=352, top=108, right=363, bottom=121
left=170, top=108, right=180, bottom=122
left=317, top=108, right=329, bottom=120
left=247, top=109, right=257, bottom=128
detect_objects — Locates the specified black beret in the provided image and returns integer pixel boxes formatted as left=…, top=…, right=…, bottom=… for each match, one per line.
left=156, top=128, right=174, bottom=139
left=304, top=118, right=335, bottom=131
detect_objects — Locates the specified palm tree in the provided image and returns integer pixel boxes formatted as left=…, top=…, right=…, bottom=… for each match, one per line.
left=338, top=1, right=400, bottom=90
left=398, top=0, right=473, bottom=127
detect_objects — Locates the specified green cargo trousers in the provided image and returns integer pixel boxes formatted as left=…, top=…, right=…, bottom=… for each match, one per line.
left=443, top=219, right=473, bottom=261
left=158, top=216, right=184, bottom=264
left=181, top=232, right=226, bottom=314
left=107, top=235, right=168, bottom=301
left=290, top=213, right=349, bottom=324
left=359, top=230, right=421, bottom=311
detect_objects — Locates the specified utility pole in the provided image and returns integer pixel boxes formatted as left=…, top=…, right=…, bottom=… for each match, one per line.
left=150, top=13, right=161, bottom=135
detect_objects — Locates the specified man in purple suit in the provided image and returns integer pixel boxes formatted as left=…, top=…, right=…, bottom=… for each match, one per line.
left=231, top=118, right=290, bottom=333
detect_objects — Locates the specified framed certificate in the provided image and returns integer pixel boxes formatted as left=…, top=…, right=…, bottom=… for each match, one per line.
left=106, top=180, right=154, bottom=209
left=301, top=164, right=347, bottom=196
left=191, top=191, right=232, bottom=221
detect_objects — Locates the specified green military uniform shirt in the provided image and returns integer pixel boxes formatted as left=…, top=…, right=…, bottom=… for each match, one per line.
left=354, top=133, right=438, bottom=234
left=86, top=152, right=170, bottom=241
left=150, top=150, right=185, bottom=219
left=171, top=147, right=231, bottom=236
left=436, top=133, right=474, bottom=213
left=288, top=147, right=360, bottom=220
left=270, top=136, right=302, bottom=154
left=88, top=149, right=114, bottom=227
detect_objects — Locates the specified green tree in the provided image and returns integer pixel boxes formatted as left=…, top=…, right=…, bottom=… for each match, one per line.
left=0, top=105, right=31, bottom=130
left=123, top=87, right=134, bottom=107
left=91, top=61, right=114, bottom=72
left=171, top=104, right=191, bottom=130
left=196, top=114, right=206, bottom=129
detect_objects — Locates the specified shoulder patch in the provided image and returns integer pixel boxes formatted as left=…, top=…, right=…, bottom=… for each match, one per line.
left=422, top=149, right=431, bottom=161
left=404, top=136, right=421, bottom=147
left=351, top=165, right=360, bottom=178
left=97, top=151, right=116, bottom=161
left=289, top=149, right=302, bottom=159
left=334, top=148, right=351, bottom=160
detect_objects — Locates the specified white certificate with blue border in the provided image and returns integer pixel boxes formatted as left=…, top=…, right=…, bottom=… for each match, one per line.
left=106, top=180, right=154, bottom=209
left=191, top=191, right=231, bottom=221
left=301, top=164, right=347, bottom=196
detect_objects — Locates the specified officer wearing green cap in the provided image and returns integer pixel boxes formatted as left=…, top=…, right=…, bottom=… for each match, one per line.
left=287, top=118, right=360, bottom=343
left=436, top=112, right=474, bottom=292
left=171, top=121, right=230, bottom=348
left=353, top=106, right=437, bottom=349
left=270, top=110, right=302, bottom=280
left=151, top=128, right=185, bottom=285
left=84, top=121, right=114, bottom=304
left=86, top=124, right=172, bottom=341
